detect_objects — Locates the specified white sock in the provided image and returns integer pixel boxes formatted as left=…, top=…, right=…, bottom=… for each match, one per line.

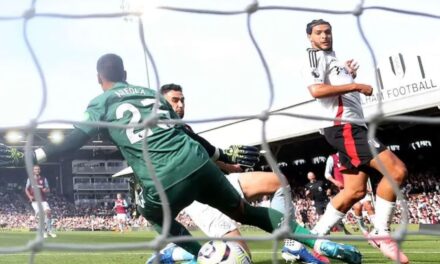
left=312, top=203, right=345, bottom=235
left=374, top=195, right=395, bottom=233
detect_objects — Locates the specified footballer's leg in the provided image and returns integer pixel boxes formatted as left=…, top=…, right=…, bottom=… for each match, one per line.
left=45, top=208, right=56, bottom=238
left=197, top=163, right=362, bottom=264
left=370, top=150, right=407, bottom=235
left=184, top=201, right=250, bottom=255
left=354, top=194, right=375, bottom=236
left=363, top=200, right=375, bottom=227
left=233, top=172, right=329, bottom=263
left=366, top=150, right=409, bottom=263
left=314, top=124, right=373, bottom=236
left=155, top=171, right=289, bottom=260
left=237, top=171, right=281, bottom=201
left=145, top=217, right=200, bottom=264
left=352, top=202, right=368, bottom=235
left=138, top=175, right=207, bottom=262
left=147, top=202, right=249, bottom=264
left=141, top=162, right=250, bottom=263
left=31, top=202, right=47, bottom=238
left=313, top=170, right=368, bottom=236
left=149, top=170, right=320, bottom=263
left=40, top=202, right=56, bottom=238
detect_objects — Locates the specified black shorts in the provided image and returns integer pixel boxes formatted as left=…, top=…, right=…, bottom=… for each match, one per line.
left=323, top=124, right=387, bottom=171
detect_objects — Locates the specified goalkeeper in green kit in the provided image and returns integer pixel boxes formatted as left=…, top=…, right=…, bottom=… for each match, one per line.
left=0, top=53, right=362, bottom=264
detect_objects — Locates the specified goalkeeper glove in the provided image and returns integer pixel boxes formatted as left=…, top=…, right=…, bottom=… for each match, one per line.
left=218, top=145, right=260, bottom=167
left=0, top=143, right=25, bottom=167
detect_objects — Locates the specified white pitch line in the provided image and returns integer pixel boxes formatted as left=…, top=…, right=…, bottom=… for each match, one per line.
left=2, top=251, right=440, bottom=256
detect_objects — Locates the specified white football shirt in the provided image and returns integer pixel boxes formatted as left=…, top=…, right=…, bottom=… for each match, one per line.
left=302, top=48, right=366, bottom=128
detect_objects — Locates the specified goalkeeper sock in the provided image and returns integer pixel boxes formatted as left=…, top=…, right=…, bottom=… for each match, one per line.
left=270, top=185, right=294, bottom=215
left=170, top=244, right=194, bottom=261
left=270, top=186, right=304, bottom=249
left=241, top=203, right=316, bottom=248
left=151, top=221, right=202, bottom=256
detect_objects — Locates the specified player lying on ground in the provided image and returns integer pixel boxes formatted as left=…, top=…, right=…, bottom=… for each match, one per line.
left=0, top=53, right=362, bottom=264
left=115, top=165, right=328, bottom=264
left=137, top=83, right=326, bottom=264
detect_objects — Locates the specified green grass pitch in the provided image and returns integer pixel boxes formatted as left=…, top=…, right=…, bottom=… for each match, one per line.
left=0, top=226, right=439, bottom=263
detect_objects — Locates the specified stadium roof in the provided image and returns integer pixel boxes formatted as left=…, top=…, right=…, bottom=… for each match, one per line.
left=198, top=51, right=440, bottom=148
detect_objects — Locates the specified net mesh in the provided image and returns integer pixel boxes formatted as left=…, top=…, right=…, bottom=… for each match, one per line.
left=0, top=0, right=439, bottom=263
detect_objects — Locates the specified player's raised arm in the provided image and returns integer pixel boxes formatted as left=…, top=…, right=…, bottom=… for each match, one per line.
left=35, top=129, right=91, bottom=163
left=0, top=128, right=91, bottom=167
left=308, top=83, right=373, bottom=99
left=305, top=51, right=372, bottom=98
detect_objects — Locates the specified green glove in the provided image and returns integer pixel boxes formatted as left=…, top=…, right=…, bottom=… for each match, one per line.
left=219, top=145, right=260, bottom=167
left=0, top=143, right=25, bottom=167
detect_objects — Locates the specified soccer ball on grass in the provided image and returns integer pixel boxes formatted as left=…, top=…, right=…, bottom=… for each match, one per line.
left=197, top=240, right=252, bottom=264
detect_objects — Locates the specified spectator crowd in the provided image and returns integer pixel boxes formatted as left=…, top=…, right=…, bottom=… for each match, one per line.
left=0, top=170, right=439, bottom=232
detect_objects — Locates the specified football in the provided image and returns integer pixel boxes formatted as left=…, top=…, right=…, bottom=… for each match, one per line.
left=197, top=240, right=252, bottom=264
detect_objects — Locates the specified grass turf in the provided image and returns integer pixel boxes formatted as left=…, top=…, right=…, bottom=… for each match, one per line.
left=0, top=226, right=439, bottom=263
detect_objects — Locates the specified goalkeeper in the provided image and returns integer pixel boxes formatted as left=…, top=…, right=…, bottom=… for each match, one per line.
left=140, top=83, right=327, bottom=264
left=0, top=53, right=361, bottom=264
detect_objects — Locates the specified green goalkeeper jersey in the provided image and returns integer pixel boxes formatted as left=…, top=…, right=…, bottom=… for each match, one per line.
left=75, top=82, right=209, bottom=194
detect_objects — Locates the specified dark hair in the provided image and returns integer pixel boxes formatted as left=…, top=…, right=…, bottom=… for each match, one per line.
left=306, top=19, right=331, bottom=34
left=96, top=53, right=126, bottom=82
left=160, top=83, right=182, bottom=95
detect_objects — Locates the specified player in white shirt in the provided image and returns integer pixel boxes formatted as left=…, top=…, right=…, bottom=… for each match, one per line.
left=303, top=19, right=409, bottom=263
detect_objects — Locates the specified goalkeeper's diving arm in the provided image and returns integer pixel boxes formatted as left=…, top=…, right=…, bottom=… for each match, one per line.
left=32, top=124, right=224, bottom=164
left=33, top=129, right=91, bottom=163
